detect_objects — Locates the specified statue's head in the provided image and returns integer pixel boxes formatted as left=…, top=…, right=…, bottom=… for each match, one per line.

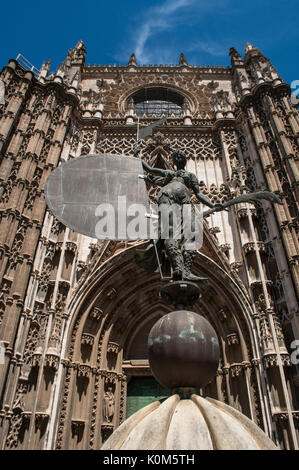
left=172, top=150, right=186, bottom=169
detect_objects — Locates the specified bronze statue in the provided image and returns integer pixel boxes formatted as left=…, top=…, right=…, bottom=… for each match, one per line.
left=135, top=148, right=283, bottom=282
left=135, top=150, right=224, bottom=281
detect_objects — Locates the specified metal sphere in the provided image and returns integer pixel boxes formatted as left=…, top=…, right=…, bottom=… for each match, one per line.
left=148, top=310, right=219, bottom=392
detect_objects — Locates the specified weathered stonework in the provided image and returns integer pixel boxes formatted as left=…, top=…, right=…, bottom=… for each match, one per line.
left=0, top=42, right=298, bottom=450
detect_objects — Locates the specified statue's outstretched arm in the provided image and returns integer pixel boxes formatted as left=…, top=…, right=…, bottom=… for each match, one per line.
left=190, top=174, right=223, bottom=211
left=133, top=145, right=167, bottom=177
left=195, top=190, right=224, bottom=211
left=194, top=189, right=215, bottom=208
left=141, top=160, right=167, bottom=177
left=193, top=184, right=224, bottom=210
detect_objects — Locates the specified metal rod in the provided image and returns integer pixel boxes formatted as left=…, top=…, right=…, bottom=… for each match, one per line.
left=136, top=116, right=140, bottom=141
left=153, top=239, right=163, bottom=279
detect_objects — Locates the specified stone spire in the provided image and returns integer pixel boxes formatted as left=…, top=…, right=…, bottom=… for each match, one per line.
left=128, top=53, right=137, bottom=66
left=229, top=47, right=243, bottom=67
left=69, top=40, right=87, bottom=66
left=229, top=46, right=251, bottom=99
left=245, top=42, right=255, bottom=53
left=55, top=41, right=86, bottom=84
left=179, top=53, right=188, bottom=66
left=37, top=60, right=51, bottom=83
left=39, top=60, right=51, bottom=77
left=244, top=42, right=283, bottom=85
left=244, top=42, right=264, bottom=61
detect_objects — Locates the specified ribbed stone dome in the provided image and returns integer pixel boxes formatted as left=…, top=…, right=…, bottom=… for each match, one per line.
left=102, top=394, right=278, bottom=450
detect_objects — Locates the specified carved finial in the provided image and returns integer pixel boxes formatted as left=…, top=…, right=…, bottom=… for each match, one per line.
left=74, top=40, right=86, bottom=51
left=128, top=53, right=137, bottom=66
left=229, top=47, right=241, bottom=59
left=39, top=60, right=51, bottom=79
left=229, top=47, right=244, bottom=68
left=179, top=53, right=188, bottom=66
left=68, top=40, right=87, bottom=65
left=245, top=42, right=255, bottom=53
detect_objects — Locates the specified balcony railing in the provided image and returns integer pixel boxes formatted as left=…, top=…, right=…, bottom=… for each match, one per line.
left=16, top=54, right=40, bottom=76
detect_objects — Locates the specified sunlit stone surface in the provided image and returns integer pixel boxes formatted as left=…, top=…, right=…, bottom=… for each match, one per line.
left=102, top=394, right=278, bottom=450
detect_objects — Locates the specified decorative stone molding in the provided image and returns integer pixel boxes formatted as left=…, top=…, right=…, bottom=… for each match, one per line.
left=226, top=333, right=239, bottom=346
left=229, top=362, right=251, bottom=378
left=273, top=411, right=299, bottom=425
left=281, top=354, right=291, bottom=367
left=101, top=423, right=114, bottom=442
left=119, top=376, right=127, bottom=425
left=81, top=333, right=95, bottom=346
left=220, top=243, right=231, bottom=253
left=107, top=342, right=119, bottom=354
left=66, top=241, right=77, bottom=253
left=209, top=226, right=221, bottom=235
left=89, top=373, right=100, bottom=449
left=237, top=207, right=257, bottom=219
left=251, top=358, right=261, bottom=367
left=60, top=280, right=70, bottom=289
left=230, top=261, right=243, bottom=273
left=71, top=419, right=85, bottom=434
left=21, top=411, right=32, bottom=421
left=273, top=412, right=288, bottom=424
left=242, top=241, right=267, bottom=253
left=45, top=353, right=60, bottom=370
left=250, top=280, right=273, bottom=291
left=75, top=363, right=92, bottom=378
left=101, top=371, right=118, bottom=384
left=0, top=50, right=297, bottom=452
left=89, top=306, right=103, bottom=322
left=263, top=353, right=291, bottom=369
left=89, top=243, right=98, bottom=252
left=35, top=412, right=49, bottom=429
left=77, top=261, right=88, bottom=271
left=55, top=241, right=63, bottom=251
left=61, top=358, right=71, bottom=367
left=31, top=352, right=42, bottom=367
left=230, top=363, right=244, bottom=378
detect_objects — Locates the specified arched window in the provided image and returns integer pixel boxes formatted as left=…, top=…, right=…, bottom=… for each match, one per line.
left=129, top=87, right=185, bottom=118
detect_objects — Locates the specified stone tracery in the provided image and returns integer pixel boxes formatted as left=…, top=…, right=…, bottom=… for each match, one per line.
left=0, top=42, right=297, bottom=450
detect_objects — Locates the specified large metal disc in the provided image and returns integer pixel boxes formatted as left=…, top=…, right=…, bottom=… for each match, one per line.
left=45, top=153, right=153, bottom=240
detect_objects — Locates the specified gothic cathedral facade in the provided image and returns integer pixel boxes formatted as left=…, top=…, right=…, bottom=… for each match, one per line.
left=0, top=41, right=298, bottom=450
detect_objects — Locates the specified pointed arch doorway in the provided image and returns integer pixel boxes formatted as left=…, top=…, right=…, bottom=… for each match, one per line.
left=51, top=242, right=270, bottom=449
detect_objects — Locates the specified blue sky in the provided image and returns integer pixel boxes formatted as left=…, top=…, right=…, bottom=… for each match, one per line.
left=1, top=0, right=298, bottom=85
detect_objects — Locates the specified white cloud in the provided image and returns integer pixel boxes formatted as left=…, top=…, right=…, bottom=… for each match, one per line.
left=127, top=0, right=228, bottom=65
left=133, top=0, right=195, bottom=64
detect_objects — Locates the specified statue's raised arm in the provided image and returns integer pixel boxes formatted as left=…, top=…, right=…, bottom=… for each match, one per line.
left=141, top=159, right=168, bottom=177
left=188, top=172, right=220, bottom=210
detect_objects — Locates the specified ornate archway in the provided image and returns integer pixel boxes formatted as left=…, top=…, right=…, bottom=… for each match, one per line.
left=52, top=239, right=269, bottom=449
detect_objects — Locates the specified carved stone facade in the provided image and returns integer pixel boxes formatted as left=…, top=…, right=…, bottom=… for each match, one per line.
left=0, top=41, right=298, bottom=450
